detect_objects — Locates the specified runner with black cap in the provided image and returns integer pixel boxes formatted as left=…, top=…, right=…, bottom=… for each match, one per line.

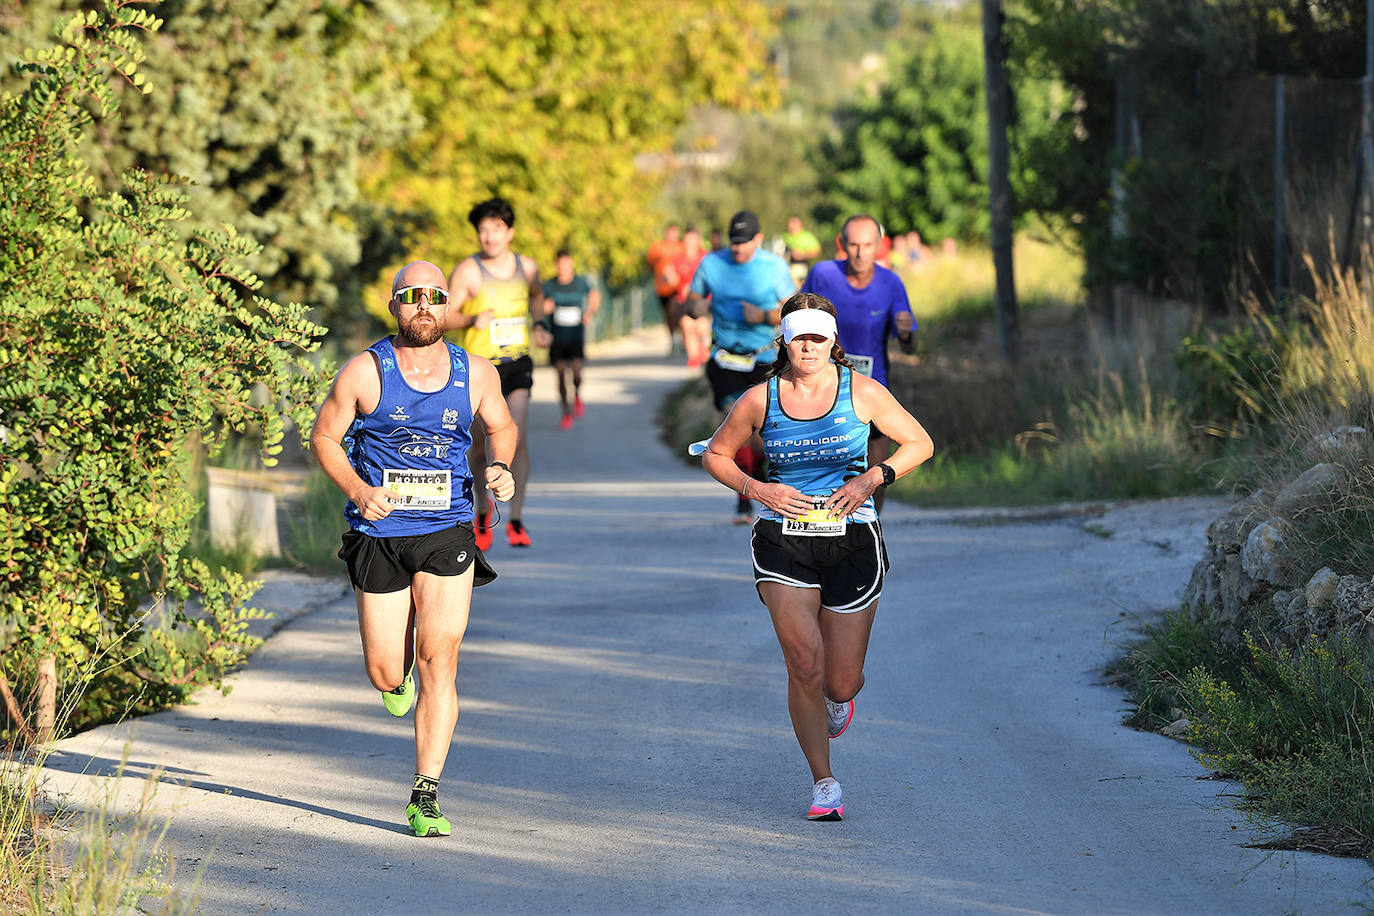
left=684, top=209, right=796, bottom=522
left=697, top=290, right=933, bottom=821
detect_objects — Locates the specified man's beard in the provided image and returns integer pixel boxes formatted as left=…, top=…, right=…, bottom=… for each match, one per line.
left=399, top=312, right=443, bottom=347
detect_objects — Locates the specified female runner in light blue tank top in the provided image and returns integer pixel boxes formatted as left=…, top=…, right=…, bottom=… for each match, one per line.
left=700, top=292, right=934, bottom=821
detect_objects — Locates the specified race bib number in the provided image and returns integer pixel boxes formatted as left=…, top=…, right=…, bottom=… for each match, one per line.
left=848, top=354, right=875, bottom=377
left=383, top=469, right=452, bottom=511
left=552, top=306, right=582, bottom=327
left=782, top=497, right=847, bottom=537
left=489, top=317, right=528, bottom=348
left=713, top=349, right=757, bottom=373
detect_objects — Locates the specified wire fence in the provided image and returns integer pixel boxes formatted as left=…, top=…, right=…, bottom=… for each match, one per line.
left=586, top=277, right=664, bottom=343
left=1108, top=69, right=1364, bottom=308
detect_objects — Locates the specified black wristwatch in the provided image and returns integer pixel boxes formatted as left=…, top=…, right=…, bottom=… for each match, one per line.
left=875, top=462, right=896, bottom=487
left=488, top=461, right=511, bottom=474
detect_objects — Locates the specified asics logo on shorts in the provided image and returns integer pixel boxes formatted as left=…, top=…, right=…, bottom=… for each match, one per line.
left=457, top=551, right=468, bottom=563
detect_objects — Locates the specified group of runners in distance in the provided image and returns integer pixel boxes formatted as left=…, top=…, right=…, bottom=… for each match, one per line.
left=310, top=198, right=933, bottom=836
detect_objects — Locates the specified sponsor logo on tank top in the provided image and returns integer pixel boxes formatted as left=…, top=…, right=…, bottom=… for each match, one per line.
left=441, top=409, right=460, bottom=430
left=389, top=405, right=410, bottom=421
left=391, top=427, right=455, bottom=459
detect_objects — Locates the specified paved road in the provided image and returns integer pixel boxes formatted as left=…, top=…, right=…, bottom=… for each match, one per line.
left=45, top=331, right=1374, bottom=913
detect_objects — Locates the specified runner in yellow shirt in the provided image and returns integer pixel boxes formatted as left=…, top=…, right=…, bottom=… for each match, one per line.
left=448, top=197, right=551, bottom=549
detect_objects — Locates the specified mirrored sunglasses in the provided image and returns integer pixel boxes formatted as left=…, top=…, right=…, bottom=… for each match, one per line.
left=394, top=285, right=450, bottom=306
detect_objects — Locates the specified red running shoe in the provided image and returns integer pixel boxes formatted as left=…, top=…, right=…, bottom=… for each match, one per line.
left=574, top=397, right=585, bottom=418
left=559, top=413, right=573, bottom=431
left=507, top=519, right=531, bottom=547
left=474, top=511, right=493, bottom=552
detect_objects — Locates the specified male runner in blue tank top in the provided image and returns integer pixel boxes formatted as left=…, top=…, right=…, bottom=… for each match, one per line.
left=311, top=260, right=518, bottom=838
left=802, top=214, right=916, bottom=511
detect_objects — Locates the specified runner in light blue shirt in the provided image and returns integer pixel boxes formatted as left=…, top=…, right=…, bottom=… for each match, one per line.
left=685, top=209, right=797, bottom=523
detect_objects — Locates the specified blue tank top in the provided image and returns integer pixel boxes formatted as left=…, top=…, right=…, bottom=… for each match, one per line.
left=759, top=366, right=876, bottom=524
left=343, top=337, right=476, bottom=536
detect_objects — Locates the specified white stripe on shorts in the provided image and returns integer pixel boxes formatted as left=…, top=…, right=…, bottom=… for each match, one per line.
left=822, top=520, right=885, bottom=614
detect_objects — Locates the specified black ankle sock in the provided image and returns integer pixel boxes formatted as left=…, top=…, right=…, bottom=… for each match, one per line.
left=411, top=774, right=439, bottom=804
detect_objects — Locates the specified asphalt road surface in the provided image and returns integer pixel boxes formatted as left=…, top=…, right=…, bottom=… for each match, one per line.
left=45, top=330, right=1374, bottom=913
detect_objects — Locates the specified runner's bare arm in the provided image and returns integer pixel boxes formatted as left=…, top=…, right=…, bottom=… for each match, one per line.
left=684, top=290, right=711, bottom=319
left=468, top=357, right=518, bottom=501
left=854, top=373, right=933, bottom=477
left=701, top=386, right=810, bottom=520
left=586, top=286, right=601, bottom=322
left=742, top=297, right=785, bottom=327
left=822, top=375, right=932, bottom=516
left=526, top=259, right=552, bottom=347
left=446, top=259, right=488, bottom=330
left=310, top=353, right=401, bottom=521
left=895, top=309, right=916, bottom=354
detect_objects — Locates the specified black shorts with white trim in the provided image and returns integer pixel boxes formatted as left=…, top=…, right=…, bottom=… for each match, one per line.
left=750, top=518, right=889, bottom=613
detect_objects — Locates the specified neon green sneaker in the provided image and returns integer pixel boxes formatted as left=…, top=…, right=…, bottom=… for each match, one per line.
left=382, top=671, right=414, bottom=717
left=406, top=796, right=451, bottom=837
left=382, top=636, right=416, bottom=717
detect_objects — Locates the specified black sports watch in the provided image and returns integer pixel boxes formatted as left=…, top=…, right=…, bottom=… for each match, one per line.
left=488, top=461, right=511, bottom=474
left=875, top=462, right=896, bottom=487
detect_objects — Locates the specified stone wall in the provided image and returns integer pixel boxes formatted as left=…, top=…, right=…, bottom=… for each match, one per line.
left=1184, top=448, right=1374, bottom=643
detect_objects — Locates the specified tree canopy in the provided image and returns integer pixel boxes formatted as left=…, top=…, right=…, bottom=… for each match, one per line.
left=362, top=0, right=778, bottom=321
left=812, top=3, right=1056, bottom=243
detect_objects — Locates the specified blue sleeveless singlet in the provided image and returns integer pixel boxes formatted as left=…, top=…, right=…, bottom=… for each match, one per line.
left=343, top=337, right=476, bottom=536
left=759, top=365, right=876, bottom=524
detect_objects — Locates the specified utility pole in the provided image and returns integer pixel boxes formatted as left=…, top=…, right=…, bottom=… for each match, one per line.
left=981, top=0, right=1020, bottom=362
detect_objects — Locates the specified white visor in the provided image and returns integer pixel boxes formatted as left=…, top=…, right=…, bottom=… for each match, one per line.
left=780, top=309, right=837, bottom=344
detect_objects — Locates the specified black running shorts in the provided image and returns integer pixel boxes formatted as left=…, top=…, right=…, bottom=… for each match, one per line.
left=548, top=339, right=585, bottom=364
left=338, top=521, right=498, bottom=594
left=751, top=518, right=888, bottom=613
left=705, top=356, right=771, bottom=411
left=495, top=355, right=535, bottom=397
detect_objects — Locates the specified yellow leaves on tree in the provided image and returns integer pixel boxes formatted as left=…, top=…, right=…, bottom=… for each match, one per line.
left=361, top=0, right=777, bottom=319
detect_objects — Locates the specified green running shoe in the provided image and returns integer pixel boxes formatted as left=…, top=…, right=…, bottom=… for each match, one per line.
left=406, top=796, right=451, bottom=837
left=381, top=671, right=414, bottom=717
left=382, top=636, right=416, bottom=717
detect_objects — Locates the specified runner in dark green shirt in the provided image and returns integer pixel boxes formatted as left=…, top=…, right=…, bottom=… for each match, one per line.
left=540, top=249, right=600, bottom=430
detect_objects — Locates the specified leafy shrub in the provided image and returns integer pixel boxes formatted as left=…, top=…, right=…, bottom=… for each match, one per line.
left=0, top=3, right=326, bottom=738
left=1182, top=632, right=1374, bottom=848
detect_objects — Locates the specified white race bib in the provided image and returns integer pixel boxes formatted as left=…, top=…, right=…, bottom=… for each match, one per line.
left=713, top=349, right=757, bottom=373
left=383, top=469, right=452, bottom=511
left=489, top=317, right=528, bottom=348
left=552, top=306, right=582, bottom=327
left=782, top=496, right=847, bottom=537
left=848, top=354, right=875, bottom=377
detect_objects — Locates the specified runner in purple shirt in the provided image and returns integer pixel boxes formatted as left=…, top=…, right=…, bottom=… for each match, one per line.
left=801, top=214, right=916, bottom=511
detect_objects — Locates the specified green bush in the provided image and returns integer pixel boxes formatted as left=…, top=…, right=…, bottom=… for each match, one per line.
left=1183, top=632, right=1374, bottom=849
left=1175, top=320, right=1298, bottom=437
left=0, top=3, right=326, bottom=739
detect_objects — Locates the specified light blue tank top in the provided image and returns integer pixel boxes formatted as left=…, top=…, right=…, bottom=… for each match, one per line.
left=759, top=366, right=876, bottom=523
left=343, top=337, right=475, bottom=536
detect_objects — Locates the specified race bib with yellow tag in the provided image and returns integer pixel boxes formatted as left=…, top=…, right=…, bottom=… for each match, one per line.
left=383, top=469, right=452, bottom=511
left=713, top=349, right=757, bottom=373
left=489, top=317, right=528, bottom=348
left=848, top=354, right=875, bottom=377
left=782, top=496, right=847, bottom=537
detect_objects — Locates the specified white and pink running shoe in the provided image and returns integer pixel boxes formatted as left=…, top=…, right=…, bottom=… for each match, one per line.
left=826, top=697, right=853, bottom=739
left=808, top=777, right=844, bottom=821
